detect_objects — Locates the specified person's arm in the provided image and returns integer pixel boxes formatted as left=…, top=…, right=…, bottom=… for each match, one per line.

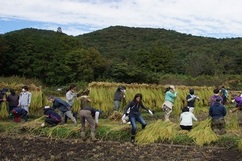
left=209, top=107, right=212, bottom=117
left=167, top=91, right=177, bottom=98
left=28, top=92, right=32, bottom=107
left=124, top=101, right=133, bottom=114
left=95, top=111, right=100, bottom=124
left=192, top=113, right=197, bottom=121
left=140, top=102, right=153, bottom=115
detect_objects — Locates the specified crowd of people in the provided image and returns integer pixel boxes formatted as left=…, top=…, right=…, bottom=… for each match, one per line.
left=0, top=84, right=241, bottom=142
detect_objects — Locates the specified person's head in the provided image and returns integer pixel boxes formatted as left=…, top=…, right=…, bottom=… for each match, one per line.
left=10, top=89, right=16, bottom=95
left=43, top=106, right=51, bottom=115
left=213, top=89, right=220, bottom=96
left=22, top=86, right=29, bottom=92
left=68, top=84, right=77, bottom=92
left=169, top=85, right=175, bottom=91
left=189, top=89, right=194, bottom=95
left=1, top=88, right=8, bottom=94
left=133, top=93, right=142, bottom=102
left=118, top=86, right=126, bottom=92
left=182, top=107, right=189, bottom=112
left=47, top=96, right=55, bottom=102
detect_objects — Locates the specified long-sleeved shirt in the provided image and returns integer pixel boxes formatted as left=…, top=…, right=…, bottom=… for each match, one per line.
left=66, top=90, right=76, bottom=106
left=180, top=112, right=197, bottom=126
left=45, top=109, right=61, bottom=122
left=186, top=94, right=196, bottom=107
left=18, top=91, right=31, bottom=106
left=7, top=94, right=19, bottom=107
left=165, top=91, right=177, bottom=103
left=209, top=95, right=223, bottom=106
left=124, top=100, right=148, bottom=117
left=209, top=102, right=227, bottom=119
left=52, top=98, right=71, bottom=112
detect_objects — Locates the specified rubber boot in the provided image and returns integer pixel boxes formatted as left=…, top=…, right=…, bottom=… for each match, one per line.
left=131, top=135, right=135, bottom=144
left=81, top=132, right=86, bottom=141
left=91, top=132, right=99, bottom=142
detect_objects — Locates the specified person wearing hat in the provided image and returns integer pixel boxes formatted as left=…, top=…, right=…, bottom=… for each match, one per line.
left=162, top=85, right=177, bottom=121
left=41, top=106, right=62, bottom=127
left=209, top=97, right=227, bottom=135
left=209, top=89, right=223, bottom=106
left=47, top=96, right=77, bottom=125
left=11, top=107, right=27, bottom=123
left=186, top=89, right=199, bottom=113
left=113, top=86, right=126, bottom=111
left=18, top=86, right=32, bottom=122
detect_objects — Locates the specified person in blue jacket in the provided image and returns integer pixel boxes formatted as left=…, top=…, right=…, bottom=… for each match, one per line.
left=123, top=93, right=153, bottom=143
left=47, top=96, right=77, bottom=125
left=41, top=106, right=62, bottom=127
left=162, top=85, right=178, bottom=121
left=11, top=107, right=27, bottom=123
left=209, top=97, right=227, bottom=135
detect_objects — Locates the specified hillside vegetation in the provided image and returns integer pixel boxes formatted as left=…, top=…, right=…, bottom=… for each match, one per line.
left=0, top=26, right=241, bottom=87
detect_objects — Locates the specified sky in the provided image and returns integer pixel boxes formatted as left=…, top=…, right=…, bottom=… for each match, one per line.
left=1, top=0, right=242, bottom=38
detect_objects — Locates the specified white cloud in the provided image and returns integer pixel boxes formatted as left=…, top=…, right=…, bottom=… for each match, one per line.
left=1, top=0, right=242, bottom=37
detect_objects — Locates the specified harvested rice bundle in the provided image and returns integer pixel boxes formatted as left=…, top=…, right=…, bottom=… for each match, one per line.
left=238, top=139, right=242, bottom=151
left=136, top=120, right=177, bottom=144
left=0, top=102, right=9, bottom=119
left=188, top=119, right=218, bottom=146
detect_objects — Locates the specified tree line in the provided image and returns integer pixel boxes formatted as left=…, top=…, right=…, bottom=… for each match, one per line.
left=0, top=26, right=241, bottom=86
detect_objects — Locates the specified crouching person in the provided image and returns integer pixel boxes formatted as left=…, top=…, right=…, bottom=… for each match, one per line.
left=209, top=98, right=227, bottom=134
left=42, top=106, right=62, bottom=127
left=180, top=107, right=197, bottom=131
left=11, top=107, right=27, bottom=123
left=80, top=107, right=101, bottom=142
left=47, top=96, right=77, bottom=125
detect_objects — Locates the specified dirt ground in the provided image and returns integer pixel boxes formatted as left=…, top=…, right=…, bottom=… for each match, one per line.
left=0, top=135, right=241, bottom=161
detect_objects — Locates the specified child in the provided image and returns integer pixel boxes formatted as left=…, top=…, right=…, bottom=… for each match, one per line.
left=180, top=107, right=197, bottom=131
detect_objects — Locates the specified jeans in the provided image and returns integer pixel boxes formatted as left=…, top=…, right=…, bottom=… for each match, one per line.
left=130, top=114, right=147, bottom=135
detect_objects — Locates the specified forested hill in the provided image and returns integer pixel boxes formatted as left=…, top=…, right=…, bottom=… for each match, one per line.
left=0, top=26, right=241, bottom=86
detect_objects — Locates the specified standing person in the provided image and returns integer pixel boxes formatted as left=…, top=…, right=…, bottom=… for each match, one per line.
left=7, top=89, right=19, bottom=117
left=162, top=85, right=178, bottom=121
left=41, top=106, right=62, bottom=127
left=18, top=86, right=31, bottom=122
left=209, top=98, right=227, bottom=135
left=180, top=107, right=197, bottom=131
left=80, top=106, right=101, bottom=142
left=220, top=86, right=228, bottom=105
left=123, top=93, right=153, bottom=143
left=113, top=86, right=126, bottom=111
left=65, top=84, right=78, bottom=123
left=11, top=107, right=27, bottom=123
left=186, top=89, right=199, bottom=113
left=47, top=96, right=77, bottom=125
left=209, top=89, right=223, bottom=106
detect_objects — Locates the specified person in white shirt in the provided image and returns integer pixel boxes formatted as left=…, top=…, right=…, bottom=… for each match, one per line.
left=180, top=107, right=197, bottom=131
